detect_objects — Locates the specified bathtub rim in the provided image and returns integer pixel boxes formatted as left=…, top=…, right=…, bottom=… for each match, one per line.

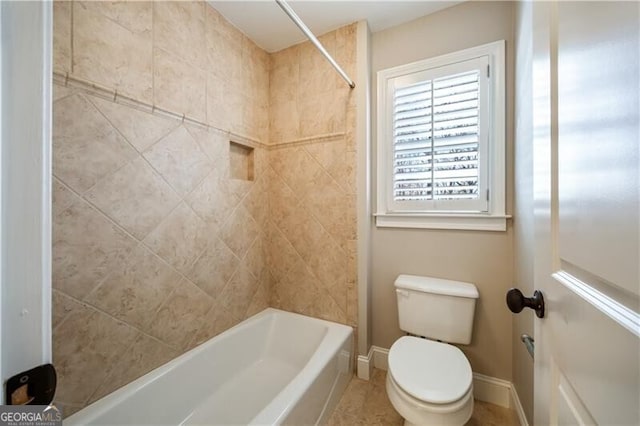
left=65, top=308, right=353, bottom=425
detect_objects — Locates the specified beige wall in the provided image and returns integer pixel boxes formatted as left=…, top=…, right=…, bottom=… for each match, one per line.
left=267, top=25, right=359, bottom=329
left=512, top=1, right=534, bottom=422
left=370, top=1, right=516, bottom=381
left=52, top=1, right=270, bottom=416
left=52, top=1, right=359, bottom=416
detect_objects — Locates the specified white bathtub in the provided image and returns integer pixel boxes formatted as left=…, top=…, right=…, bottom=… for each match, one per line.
left=66, top=308, right=354, bottom=425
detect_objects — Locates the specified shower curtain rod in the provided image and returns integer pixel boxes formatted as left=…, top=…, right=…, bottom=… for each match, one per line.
left=275, top=0, right=356, bottom=89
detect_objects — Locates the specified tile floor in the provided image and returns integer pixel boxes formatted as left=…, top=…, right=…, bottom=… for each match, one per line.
left=327, top=369, right=520, bottom=426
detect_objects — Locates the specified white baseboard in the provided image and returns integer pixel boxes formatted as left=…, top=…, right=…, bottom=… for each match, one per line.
left=356, top=346, right=374, bottom=380
left=367, top=346, right=528, bottom=425
left=357, top=345, right=390, bottom=379
left=472, top=373, right=511, bottom=408
left=372, top=345, right=389, bottom=370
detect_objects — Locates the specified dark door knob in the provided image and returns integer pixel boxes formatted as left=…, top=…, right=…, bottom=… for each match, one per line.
left=506, top=288, right=545, bottom=318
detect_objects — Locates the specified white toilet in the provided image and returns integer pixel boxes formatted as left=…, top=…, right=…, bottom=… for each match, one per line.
left=386, top=275, right=479, bottom=426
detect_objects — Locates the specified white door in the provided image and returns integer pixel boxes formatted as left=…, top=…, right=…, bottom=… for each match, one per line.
left=0, top=1, right=52, bottom=403
left=532, top=1, right=640, bottom=425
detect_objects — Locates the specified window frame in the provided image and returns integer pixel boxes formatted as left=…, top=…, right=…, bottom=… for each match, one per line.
left=376, top=40, right=507, bottom=231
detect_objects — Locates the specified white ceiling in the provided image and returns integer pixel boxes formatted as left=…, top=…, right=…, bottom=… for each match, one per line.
left=208, top=1, right=462, bottom=52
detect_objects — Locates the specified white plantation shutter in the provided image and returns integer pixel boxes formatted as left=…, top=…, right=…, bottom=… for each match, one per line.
left=387, top=56, right=490, bottom=212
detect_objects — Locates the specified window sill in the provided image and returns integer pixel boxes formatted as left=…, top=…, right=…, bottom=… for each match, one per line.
left=374, top=213, right=511, bottom=231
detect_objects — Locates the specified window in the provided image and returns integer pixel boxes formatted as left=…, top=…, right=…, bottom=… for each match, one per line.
left=376, top=41, right=507, bottom=231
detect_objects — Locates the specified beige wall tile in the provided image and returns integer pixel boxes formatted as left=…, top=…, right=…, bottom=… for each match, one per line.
left=303, top=171, right=348, bottom=245
left=53, top=177, right=82, bottom=220
left=90, top=334, right=178, bottom=403
left=206, top=73, right=229, bottom=131
left=154, top=1, right=206, bottom=70
left=219, top=205, right=260, bottom=260
left=269, top=99, right=300, bottom=143
left=189, top=302, right=238, bottom=348
left=148, top=279, right=213, bottom=349
left=153, top=48, right=206, bottom=122
left=54, top=402, right=83, bottom=419
left=84, top=245, right=180, bottom=331
left=205, top=6, right=242, bottom=85
left=347, top=240, right=357, bottom=285
left=53, top=94, right=137, bottom=194
left=143, top=126, right=213, bottom=196
left=187, top=170, right=241, bottom=229
left=184, top=124, right=229, bottom=165
left=53, top=200, right=137, bottom=300
left=243, top=234, right=265, bottom=280
left=89, top=96, right=180, bottom=152
left=188, top=236, right=240, bottom=299
left=299, top=91, right=347, bottom=137
left=346, top=283, right=358, bottom=326
left=245, top=279, right=269, bottom=318
left=53, top=304, right=138, bottom=405
left=53, top=1, right=71, bottom=73
left=305, top=140, right=348, bottom=191
left=270, top=60, right=298, bottom=105
left=267, top=167, right=299, bottom=222
left=85, top=157, right=181, bottom=240
left=306, top=231, right=348, bottom=293
left=242, top=176, right=269, bottom=228
left=84, top=1, right=152, bottom=35
left=73, top=2, right=153, bottom=103
left=218, top=266, right=259, bottom=322
left=53, top=84, right=75, bottom=103
left=270, top=147, right=324, bottom=196
left=290, top=269, right=325, bottom=317
left=144, top=202, right=208, bottom=274
left=274, top=205, right=323, bottom=263
left=52, top=290, right=82, bottom=330
left=225, top=90, right=248, bottom=137
left=308, top=288, right=347, bottom=324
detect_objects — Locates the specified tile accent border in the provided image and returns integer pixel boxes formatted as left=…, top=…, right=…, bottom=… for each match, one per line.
left=268, top=133, right=346, bottom=149
left=54, top=72, right=348, bottom=152
left=53, top=72, right=266, bottom=149
left=361, top=345, right=528, bottom=426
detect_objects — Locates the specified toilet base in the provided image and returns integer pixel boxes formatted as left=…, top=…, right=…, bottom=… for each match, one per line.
left=386, top=371, right=474, bottom=426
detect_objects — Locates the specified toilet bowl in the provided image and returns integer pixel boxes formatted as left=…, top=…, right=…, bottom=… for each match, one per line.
left=386, top=275, right=479, bottom=426
left=386, top=336, right=474, bottom=426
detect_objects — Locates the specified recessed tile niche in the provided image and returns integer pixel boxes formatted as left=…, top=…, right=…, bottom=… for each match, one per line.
left=229, top=141, right=255, bottom=181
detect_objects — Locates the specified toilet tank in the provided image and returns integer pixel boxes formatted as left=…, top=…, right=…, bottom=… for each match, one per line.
left=395, top=275, right=479, bottom=345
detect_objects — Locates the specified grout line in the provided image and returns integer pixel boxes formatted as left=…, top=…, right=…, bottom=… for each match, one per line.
left=73, top=96, right=246, bottom=293
left=83, top=332, right=140, bottom=406
left=52, top=76, right=266, bottom=148
left=53, top=290, right=182, bottom=354
left=53, top=175, right=207, bottom=320
left=53, top=77, right=346, bottom=151
left=266, top=163, right=349, bottom=316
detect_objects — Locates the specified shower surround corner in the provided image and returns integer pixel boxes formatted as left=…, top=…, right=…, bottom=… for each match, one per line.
left=52, top=0, right=358, bottom=416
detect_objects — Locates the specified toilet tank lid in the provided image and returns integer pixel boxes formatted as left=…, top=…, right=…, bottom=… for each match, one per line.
left=394, top=275, right=479, bottom=298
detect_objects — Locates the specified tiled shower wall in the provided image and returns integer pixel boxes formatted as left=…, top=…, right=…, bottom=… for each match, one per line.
left=267, top=24, right=358, bottom=327
left=52, top=1, right=270, bottom=415
left=52, top=1, right=357, bottom=416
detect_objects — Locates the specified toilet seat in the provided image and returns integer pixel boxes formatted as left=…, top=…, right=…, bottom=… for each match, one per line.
left=386, top=370, right=474, bottom=426
left=388, top=336, right=473, bottom=404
